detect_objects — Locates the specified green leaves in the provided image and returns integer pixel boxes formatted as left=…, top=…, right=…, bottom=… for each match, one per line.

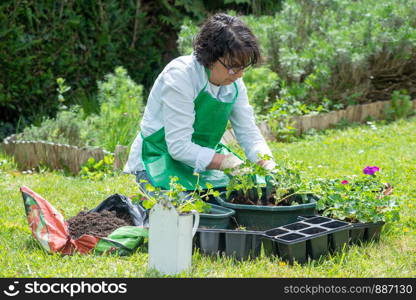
left=137, top=175, right=214, bottom=214
left=79, top=155, right=115, bottom=181
left=225, top=157, right=311, bottom=205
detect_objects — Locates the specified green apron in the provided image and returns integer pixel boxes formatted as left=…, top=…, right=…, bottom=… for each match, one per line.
left=141, top=69, right=240, bottom=190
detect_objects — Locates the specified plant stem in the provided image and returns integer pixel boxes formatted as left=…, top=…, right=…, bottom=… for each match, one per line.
left=274, top=190, right=311, bottom=205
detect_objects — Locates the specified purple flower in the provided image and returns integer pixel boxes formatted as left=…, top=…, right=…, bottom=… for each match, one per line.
left=363, top=166, right=380, bottom=175
left=341, top=180, right=349, bottom=184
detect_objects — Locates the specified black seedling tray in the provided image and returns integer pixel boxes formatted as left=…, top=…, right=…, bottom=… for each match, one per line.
left=194, top=228, right=263, bottom=260
left=263, top=216, right=352, bottom=264
left=349, top=221, right=385, bottom=244
left=298, top=216, right=385, bottom=246
left=194, top=216, right=352, bottom=264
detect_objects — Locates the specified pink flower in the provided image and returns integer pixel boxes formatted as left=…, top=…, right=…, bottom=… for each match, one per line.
left=363, top=166, right=380, bottom=175
left=341, top=180, right=349, bottom=184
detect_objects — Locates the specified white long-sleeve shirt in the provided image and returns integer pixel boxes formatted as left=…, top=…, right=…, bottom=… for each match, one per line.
left=123, top=54, right=272, bottom=174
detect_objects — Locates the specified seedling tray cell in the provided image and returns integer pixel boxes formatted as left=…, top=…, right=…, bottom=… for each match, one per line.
left=264, top=228, right=289, bottom=238
left=329, top=230, right=349, bottom=252
left=198, top=231, right=225, bottom=255
left=307, top=235, right=328, bottom=259
left=365, top=222, right=384, bottom=241
left=225, top=231, right=262, bottom=260
left=283, top=222, right=310, bottom=231
left=279, top=233, right=306, bottom=242
left=349, top=223, right=366, bottom=244
left=303, top=216, right=332, bottom=224
left=262, top=238, right=278, bottom=256
left=321, top=221, right=347, bottom=229
left=316, top=220, right=350, bottom=251
left=349, top=221, right=385, bottom=243
left=277, top=241, right=307, bottom=264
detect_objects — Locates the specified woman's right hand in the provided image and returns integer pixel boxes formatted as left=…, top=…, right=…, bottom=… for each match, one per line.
left=208, top=153, right=243, bottom=171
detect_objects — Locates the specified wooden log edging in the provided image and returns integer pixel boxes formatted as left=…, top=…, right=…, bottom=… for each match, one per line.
left=0, top=136, right=112, bottom=174
left=256, top=98, right=416, bottom=141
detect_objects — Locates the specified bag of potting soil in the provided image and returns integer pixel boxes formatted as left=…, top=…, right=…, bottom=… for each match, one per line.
left=20, top=186, right=148, bottom=256
left=89, top=193, right=148, bottom=227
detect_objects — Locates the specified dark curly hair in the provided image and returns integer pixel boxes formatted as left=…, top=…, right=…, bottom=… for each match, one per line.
left=193, top=13, right=261, bottom=68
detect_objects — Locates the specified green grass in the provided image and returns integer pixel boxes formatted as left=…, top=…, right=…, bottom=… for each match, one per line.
left=1, top=117, right=415, bottom=277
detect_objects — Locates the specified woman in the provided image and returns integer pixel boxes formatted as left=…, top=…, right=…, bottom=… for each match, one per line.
left=124, top=13, right=275, bottom=191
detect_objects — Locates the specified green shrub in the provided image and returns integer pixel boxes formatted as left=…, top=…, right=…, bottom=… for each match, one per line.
left=243, top=67, right=279, bottom=114
left=92, top=66, right=144, bottom=152
left=266, top=0, right=416, bottom=108
left=384, top=90, right=415, bottom=121
left=177, top=18, right=199, bottom=56
left=15, top=106, right=96, bottom=147
left=0, top=0, right=169, bottom=132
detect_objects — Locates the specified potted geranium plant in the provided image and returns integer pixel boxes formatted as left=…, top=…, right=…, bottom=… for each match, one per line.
left=312, top=165, right=399, bottom=243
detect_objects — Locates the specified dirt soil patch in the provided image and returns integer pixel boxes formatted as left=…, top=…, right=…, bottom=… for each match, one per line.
left=230, top=190, right=301, bottom=206
left=67, top=210, right=134, bottom=239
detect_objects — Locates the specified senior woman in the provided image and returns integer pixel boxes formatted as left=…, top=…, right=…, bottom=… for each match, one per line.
left=124, top=13, right=276, bottom=191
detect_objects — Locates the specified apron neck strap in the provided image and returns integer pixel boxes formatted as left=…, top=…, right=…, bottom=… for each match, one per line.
left=203, top=67, right=211, bottom=91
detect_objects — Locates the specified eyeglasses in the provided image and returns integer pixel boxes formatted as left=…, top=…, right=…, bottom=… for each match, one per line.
left=218, top=58, right=250, bottom=75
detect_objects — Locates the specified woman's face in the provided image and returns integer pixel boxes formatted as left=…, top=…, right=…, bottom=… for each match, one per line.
left=209, top=57, right=245, bottom=86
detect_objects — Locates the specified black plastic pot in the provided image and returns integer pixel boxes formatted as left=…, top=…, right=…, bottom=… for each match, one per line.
left=199, top=204, right=235, bottom=229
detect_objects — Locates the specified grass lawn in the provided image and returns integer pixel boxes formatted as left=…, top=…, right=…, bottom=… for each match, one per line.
left=0, top=117, right=415, bottom=277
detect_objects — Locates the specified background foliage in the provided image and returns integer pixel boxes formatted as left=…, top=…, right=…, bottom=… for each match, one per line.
left=0, top=0, right=282, bottom=140
left=178, top=0, right=416, bottom=116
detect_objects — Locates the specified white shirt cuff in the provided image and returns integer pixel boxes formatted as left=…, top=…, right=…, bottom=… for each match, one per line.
left=194, top=147, right=216, bottom=173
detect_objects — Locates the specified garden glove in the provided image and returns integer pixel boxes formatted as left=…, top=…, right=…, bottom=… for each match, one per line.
left=258, top=160, right=277, bottom=172
left=219, top=154, right=245, bottom=176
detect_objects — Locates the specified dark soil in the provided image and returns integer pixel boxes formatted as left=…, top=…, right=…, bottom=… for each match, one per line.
left=67, top=210, right=134, bottom=239
left=230, top=190, right=300, bottom=206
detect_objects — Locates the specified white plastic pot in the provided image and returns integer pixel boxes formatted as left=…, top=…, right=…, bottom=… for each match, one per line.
left=148, top=201, right=199, bottom=275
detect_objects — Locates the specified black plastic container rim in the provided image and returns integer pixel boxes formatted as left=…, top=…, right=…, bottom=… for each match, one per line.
left=199, top=203, right=236, bottom=219
left=299, top=215, right=386, bottom=229
left=197, top=228, right=264, bottom=235
left=215, top=191, right=317, bottom=211
left=351, top=221, right=385, bottom=228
